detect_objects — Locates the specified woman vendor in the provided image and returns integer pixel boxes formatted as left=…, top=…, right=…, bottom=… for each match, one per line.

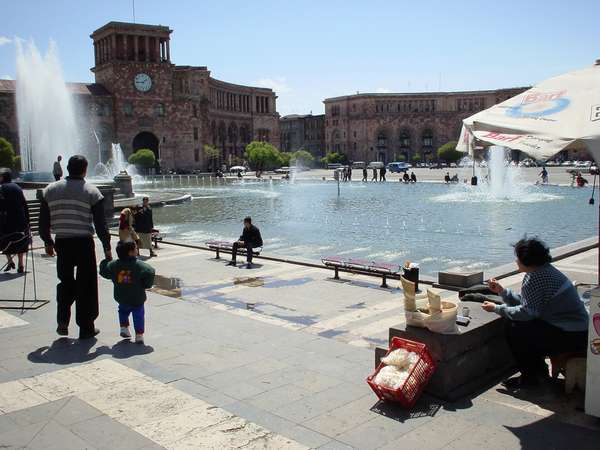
left=482, top=237, right=589, bottom=388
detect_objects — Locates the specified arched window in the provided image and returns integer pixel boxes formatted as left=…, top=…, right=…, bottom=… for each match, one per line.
left=377, top=131, right=387, bottom=148
left=399, top=130, right=411, bottom=148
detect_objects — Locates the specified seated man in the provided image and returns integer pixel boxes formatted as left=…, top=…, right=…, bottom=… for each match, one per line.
left=482, top=237, right=589, bottom=388
left=227, top=216, right=263, bottom=268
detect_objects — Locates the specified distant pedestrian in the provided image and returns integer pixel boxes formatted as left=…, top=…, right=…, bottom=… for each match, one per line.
left=410, top=171, right=417, bottom=183
left=39, top=155, right=111, bottom=339
left=444, top=172, right=451, bottom=183
left=379, top=166, right=386, bottom=182
left=372, top=167, right=378, bottom=182
left=52, top=155, right=63, bottom=181
left=362, top=168, right=368, bottom=182
left=134, top=197, right=156, bottom=257
left=539, top=166, right=548, bottom=184
left=402, top=172, right=410, bottom=183
left=0, top=168, right=30, bottom=273
left=347, top=166, right=352, bottom=182
left=100, top=240, right=155, bottom=344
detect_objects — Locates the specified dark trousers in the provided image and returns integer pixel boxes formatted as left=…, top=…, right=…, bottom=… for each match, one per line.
left=54, top=174, right=61, bottom=181
left=231, top=241, right=254, bottom=263
left=55, top=237, right=98, bottom=334
left=505, top=319, right=588, bottom=377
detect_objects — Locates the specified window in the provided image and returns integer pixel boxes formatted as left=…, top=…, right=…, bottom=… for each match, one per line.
left=422, top=130, right=433, bottom=147
left=331, top=105, right=340, bottom=116
left=194, top=148, right=200, bottom=162
left=193, top=105, right=198, bottom=118
left=156, top=103, right=165, bottom=117
left=123, top=102, right=133, bottom=117
left=193, top=127, right=198, bottom=140
left=353, top=131, right=357, bottom=138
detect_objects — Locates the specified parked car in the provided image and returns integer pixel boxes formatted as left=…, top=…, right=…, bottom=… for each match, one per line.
left=275, top=166, right=290, bottom=174
left=352, top=161, right=366, bottom=169
left=327, top=163, right=343, bottom=169
left=367, top=161, right=385, bottom=169
left=387, top=162, right=412, bottom=173
left=230, top=165, right=247, bottom=174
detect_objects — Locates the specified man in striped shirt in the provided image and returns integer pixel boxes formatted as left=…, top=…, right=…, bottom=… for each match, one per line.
left=40, top=155, right=112, bottom=339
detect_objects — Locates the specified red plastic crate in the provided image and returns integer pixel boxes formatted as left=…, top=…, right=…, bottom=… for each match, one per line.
left=366, top=337, right=436, bottom=408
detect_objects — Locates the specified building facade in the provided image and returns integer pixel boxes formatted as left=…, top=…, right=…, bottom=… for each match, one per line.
left=279, top=114, right=325, bottom=157
left=323, top=88, right=529, bottom=163
left=0, top=21, right=280, bottom=172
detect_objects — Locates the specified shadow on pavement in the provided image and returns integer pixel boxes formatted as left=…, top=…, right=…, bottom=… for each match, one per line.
left=27, top=337, right=154, bottom=365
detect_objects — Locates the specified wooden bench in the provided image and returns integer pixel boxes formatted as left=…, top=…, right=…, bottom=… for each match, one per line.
left=321, top=255, right=401, bottom=288
left=206, top=240, right=262, bottom=259
left=151, top=229, right=162, bottom=249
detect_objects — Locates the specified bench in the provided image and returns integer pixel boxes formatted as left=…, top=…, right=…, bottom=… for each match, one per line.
left=376, top=301, right=516, bottom=401
left=321, top=255, right=401, bottom=288
left=151, top=229, right=162, bottom=249
left=206, top=240, right=262, bottom=259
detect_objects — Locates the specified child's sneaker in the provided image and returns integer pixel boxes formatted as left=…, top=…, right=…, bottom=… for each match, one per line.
left=120, top=327, right=131, bottom=338
left=135, top=333, right=144, bottom=344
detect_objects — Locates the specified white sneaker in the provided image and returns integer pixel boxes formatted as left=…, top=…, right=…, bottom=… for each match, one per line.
left=135, top=334, right=144, bottom=344
left=120, top=327, right=131, bottom=338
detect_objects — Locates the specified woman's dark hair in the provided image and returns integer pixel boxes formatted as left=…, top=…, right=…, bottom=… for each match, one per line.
left=67, top=155, right=88, bottom=177
left=244, top=216, right=252, bottom=224
left=513, top=237, right=552, bottom=267
left=116, top=240, right=136, bottom=259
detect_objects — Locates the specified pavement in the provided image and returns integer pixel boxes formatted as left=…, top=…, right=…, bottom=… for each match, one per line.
left=0, top=237, right=598, bottom=449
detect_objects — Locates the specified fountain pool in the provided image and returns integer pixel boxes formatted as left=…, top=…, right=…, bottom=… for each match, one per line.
left=145, top=180, right=598, bottom=274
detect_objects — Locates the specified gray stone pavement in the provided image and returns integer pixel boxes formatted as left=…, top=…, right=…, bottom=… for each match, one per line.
left=0, top=237, right=598, bottom=449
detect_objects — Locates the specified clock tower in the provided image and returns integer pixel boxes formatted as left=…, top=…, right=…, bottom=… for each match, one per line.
left=90, top=22, right=173, bottom=161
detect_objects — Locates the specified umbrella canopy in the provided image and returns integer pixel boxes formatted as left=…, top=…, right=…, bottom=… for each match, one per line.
left=457, top=61, right=600, bottom=162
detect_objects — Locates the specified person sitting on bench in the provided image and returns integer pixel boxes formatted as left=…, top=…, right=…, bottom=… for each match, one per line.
left=227, top=216, right=263, bottom=268
left=481, top=237, right=589, bottom=389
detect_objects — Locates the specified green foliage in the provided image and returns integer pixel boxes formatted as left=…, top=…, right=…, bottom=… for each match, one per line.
left=280, top=152, right=293, bottom=167
left=437, top=141, right=462, bottom=163
left=0, top=137, right=17, bottom=169
left=412, top=153, right=421, bottom=162
left=203, top=144, right=220, bottom=163
left=396, top=154, right=406, bottom=162
left=320, top=152, right=348, bottom=166
left=291, top=150, right=314, bottom=168
left=244, top=141, right=283, bottom=171
left=128, top=148, right=156, bottom=168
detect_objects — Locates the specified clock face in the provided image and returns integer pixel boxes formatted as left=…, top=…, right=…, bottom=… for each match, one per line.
left=134, top=73, right=152, bottom=92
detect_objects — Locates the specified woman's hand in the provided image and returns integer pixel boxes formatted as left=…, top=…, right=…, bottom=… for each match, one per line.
left=481, top=301, right=496, bottom=312
left=487, top=278, right=504, bottom=294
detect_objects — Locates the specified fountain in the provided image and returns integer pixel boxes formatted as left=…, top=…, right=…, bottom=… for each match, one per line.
left=16, top=39, right=81, bottom=174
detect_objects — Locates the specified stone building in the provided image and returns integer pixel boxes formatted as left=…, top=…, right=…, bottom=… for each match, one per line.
left=0, top=21, right=280, bottom=172
left=279, top=114, right=325, bottom=157
left=323, top=88, right=529, bottom=163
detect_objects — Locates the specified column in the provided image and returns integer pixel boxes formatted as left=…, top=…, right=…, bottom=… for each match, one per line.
left=145, top=36, right=150, bottom=62
left=111, top=34, right=116, bottom=61
left=124, top=34, right=129, bottom=61
left=166, top=40, right=170, bottom=62
left=133, top=35, right=138, bottom=61
left=93, top=42, right=98, bottom=65
left=155, top=37, right=160, bottom=62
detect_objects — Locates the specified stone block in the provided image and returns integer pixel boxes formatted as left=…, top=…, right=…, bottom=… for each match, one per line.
left=387, top=301, right=515, bottom=401
left=438, top=270, right=483, bottom=288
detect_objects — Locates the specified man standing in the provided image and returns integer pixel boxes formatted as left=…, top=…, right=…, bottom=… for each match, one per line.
left=40, top=155, right=111, bottom=339
left=52, top=155, right=63, bottom=181
left=227, top=217, right=263, bottom=269
left=371, top=167, right=378, bottom=182
left=362, top=167, right=368, bottom=182
left=379, top=165, right=387, bottom=182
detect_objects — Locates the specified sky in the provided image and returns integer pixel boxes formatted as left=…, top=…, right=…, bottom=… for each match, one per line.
left=1, top=0, right=599, bottom=116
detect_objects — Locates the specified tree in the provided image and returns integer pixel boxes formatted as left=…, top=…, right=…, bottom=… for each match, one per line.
left=244, top=141, right=282, bottom=175
left=0, top=137, right=17, bottom=169
left=128, top=149, right=156, bottom=172
left=320, top=152, right=348, bottom=166
left=203, top=144, right=220, bottom=171
left=291, top=150, right=314, bottom=168
left=280, top=152, right=293, bottom=167
left=412, top=153, right=421, bottom=162
left=437, top=141, right=462, bottom=163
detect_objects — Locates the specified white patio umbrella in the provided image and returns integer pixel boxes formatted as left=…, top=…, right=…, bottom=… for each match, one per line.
left=456, top=60, right=600, bottom=284
left=457, top=60, right=600, bottom=161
